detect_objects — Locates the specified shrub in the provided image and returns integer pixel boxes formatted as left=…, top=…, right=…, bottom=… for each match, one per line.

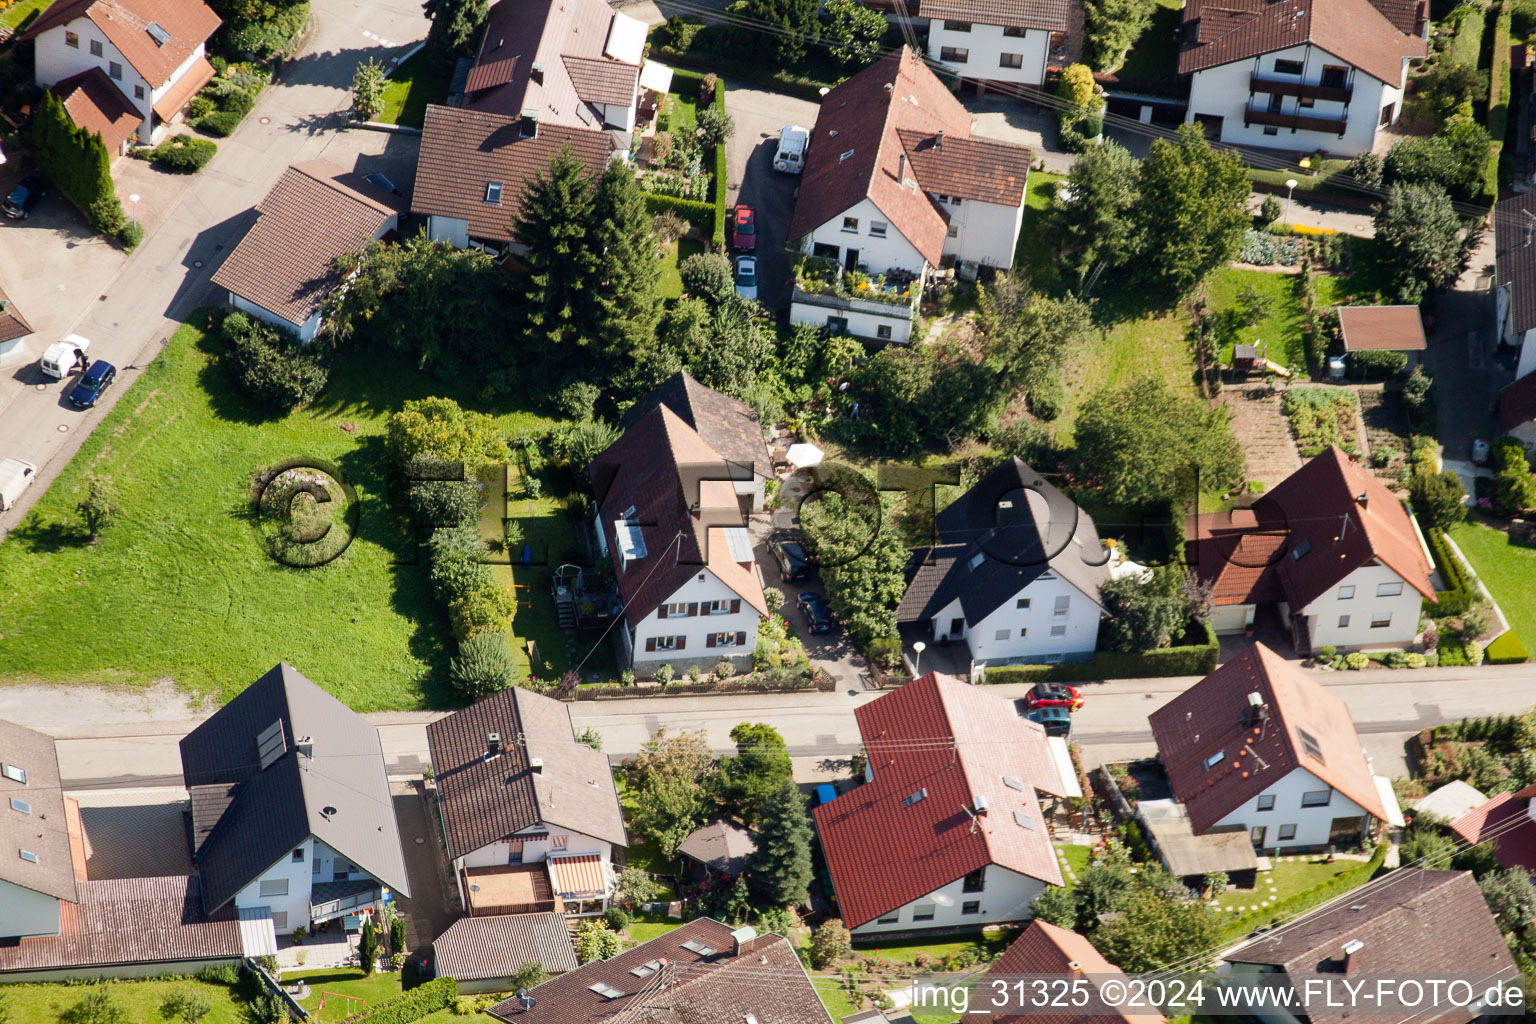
left=574, top=920, right=622, bottom=963
left=390, top=915, right=406, bottom=953
left=810, top=919, right=852, bottom=968
left=1345, top=151, right=1385, bottom=190
left=1259, top=194, right=1282, bottom=224
left=409, top=479, right=480, bottom=527
left=450, top=631, right=517, bottom=696
left=196, top=965, right=241, bottom=986
left=680, top=251, right=734, bottom=302
left=1410, top=469, right=1467, bottom=531
left=1028, top=374, right=1066, bottom=421
left=448, top=584, right=517, bottom=641
left=222, top=312, right=329, bottom=410
left=699, top=72, right=719, bottom=103
left=223, top=1, right=310, bottom=59
left=1318, top=645, right=1337, bottom=660
left=347, top=977, right=456, bottom=1024
left=195, top=109, right=245, bottom=137
left=697, top=107, right=735, bottom=148
left=1345, top=652, right=1370, bottom=670
left=1468, top=639, right=1486, bottom=666
left=1348, top=349, right=1409, bottom=379
left=605, top=906, right=633, bottom=931
left=1405, top=652, right=1427, bottom=668
left=148, top=135, right=218, bottom=172
left=118, top=220, right=145, bottom=251
left=1486, top=631, right=1530, bottom=664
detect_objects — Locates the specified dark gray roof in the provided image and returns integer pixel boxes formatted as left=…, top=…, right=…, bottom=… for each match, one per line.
left=620, top=371, right=772, bottom=480
left=896, top=458, right=1110, bottom=625
left=427, top=687, right=627, bottom=860
left=0, top=718, right=78, bottom=903
left=1495, top=192, right=1536, bottom=336
left=677, top=819, right=757, bottom=875
left=179, top=663, right=411, bottom=913
left=432, top=912, right=579, bottom=981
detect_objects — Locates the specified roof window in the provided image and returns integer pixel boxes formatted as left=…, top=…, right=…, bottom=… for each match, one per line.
left=968, top=551, right=985, bottom=570
left=1013, top=811, right=1034, bottom=829
left=630, top=960, right=663, bottom=977
left=9, top=798, right=29, bottom=814
left=1291, top=538, right=1312, bottom=561
left=484, top=182, right=503, bottom=205
left=1204, top=750, right=1225, bottom=770
left=19, top=849, right=37, bottom=863
left=1002, top=775, right=1024, bottom=791
left=147, top=20, right=170, bottom=45
left=839, top=149, right=855, bottom=163
left=902, top=788, right=928, bottom=807
left=588, top=983, right=626, bottom=999
left=1, top=763, right=25, bottom=784
left=1298, top=729, right=1325, bottom=764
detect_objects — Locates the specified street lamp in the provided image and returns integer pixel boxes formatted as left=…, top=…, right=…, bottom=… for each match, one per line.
left=128, top=193, right=141, bottom=230
left=1284, top=179, right=1298, bottom=222
left=912, top=641, right=926, bottom=676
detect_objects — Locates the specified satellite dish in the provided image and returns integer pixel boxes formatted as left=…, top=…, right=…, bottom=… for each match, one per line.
left=520, top=996, right=538, bottom=1011
left=517, top=990, right=528, bottom=999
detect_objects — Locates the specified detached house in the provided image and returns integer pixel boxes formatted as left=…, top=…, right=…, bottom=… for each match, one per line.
left=1450, top=782, right=1536, bottom=876
left=590, top=405, right=769, bottom=675
left=927, top=0, right=1069, bottom=91
left=897, top=457, right=1110, bottom=671
left=1148, top=643, right=1404, bottom=855
left=1179, top=0, right=1427, bottom=157
left=814, top=673, right=1077, bottom=937
left=0, top=282, right=35, bottom=366
left=0, top=719, right=86, bottom=942
left=180, top=664, right=411, bottom=937
left=963, top=921, right=1165, bottom=1024
left=23, top=0, right=221, bottom=156
left=786, top=46, right=1031, bottom=344
left=1187, top=445, right=1435, bottom=653
left=426, top=686, right=627, bottom=918
left=1495, top=191, right=1536, bottom=374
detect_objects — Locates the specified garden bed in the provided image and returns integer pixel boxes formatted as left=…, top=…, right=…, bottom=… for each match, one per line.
left=1282, top=386, right=1360, bottom=457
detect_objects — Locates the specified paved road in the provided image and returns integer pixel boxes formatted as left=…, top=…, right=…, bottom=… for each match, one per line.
left=0, top=0, right=430, bottom=540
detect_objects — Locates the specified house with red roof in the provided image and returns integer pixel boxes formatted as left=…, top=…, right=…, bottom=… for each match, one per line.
left=1186, top=446, right=1435, bottom=653
left=1450, top=783, right=1536, bottom=877
left=961, top=921, right=1165, bottom=1024
left=786, top=47, right=1031, bottom=345
left=813, top=673, right=1073, bottom=937
left=1179, top=0, right=1426, bottom=157
left=927, top=0, right=1070, bottom=92
left=22, top=0, right=221, bottom=156
left=1148, top=643, right=1403, bottom=855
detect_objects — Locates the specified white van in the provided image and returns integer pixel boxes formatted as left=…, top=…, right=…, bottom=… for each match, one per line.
left=0, top=458, right=37, bottom=512
left=40, top=334, right=91, bottom=380
left=774, top=125, right=809, bottom=174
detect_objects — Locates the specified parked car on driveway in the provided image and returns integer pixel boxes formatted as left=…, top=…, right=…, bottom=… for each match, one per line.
left=735, top=256, right=758, bottom=300
left=3, top=176, right=47, bottom=220
left=769, top=532, right=813, bottom=581
left=731, top=205, right=756, bottom=251
left=774, top=125, right=809, bottom=174
left=1025, top=706, right=1073, bottom=738
left=68, top=360, right=117, bottom=408
left=0, top=457, right=37, bottom=511
left=1021, top=682, right=1084, bottom=712
left=797, top=591, right=835, bottom=634
left=39, top=334, right=91, bottom=380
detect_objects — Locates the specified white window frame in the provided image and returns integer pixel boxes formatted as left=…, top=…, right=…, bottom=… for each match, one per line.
left=1054, top=595, right=1070, bottom=616
left=994, top=629, right=1009, bottom=642
left=842, top=217, right=859, bottom=232
left=942, top=19, right=971, bottom=30
left=1376, top=582, right=1403, bottom=597
left=869, top=220, right=887, bottom=237
left=1301, top=790, right=1332, bottom=808
left=259, top=878, right=289, bottom=897
left=713, top=631, right=742, bottom=648
left=1370, top=613, right=1392, bottom=629
left=1205, top=751, right=1225, bottom=770
left=877, top=911, right=900, bottom=924
left=90, top=38, right=103, bottom=56
left=1018, top=628, right=1027, bottom=638
left=999, top=52, right=1023, bottom=69
left=1049, top=625, right=1066, bottom=638
left=705, top=599, right=731, bottom=615
left=1256, top=794, right=1275, bottom=811
left=2, top=764, right=25, bottom=784
left=272, top=910, right=289, bottom=928
left=484, top=182, right=503, bottom=205
left=912, top=903, right=936, bottom=921
left=1277, top=824, right=1298, bottom=841
left=552, top=835, right=568, bottom=850
left=65, top=30, right=79, bottom=46
left=1337, top=585, right=1355, bottom=600
left=939, top=46, right=969, bottom=63
left=1338, top=614, right=1350, bottom=628
left=1016, top=597, right=1031, bottom=610
left=108, top=60, right=122, bottom=80
left=877, top=324, right=893, bottom=339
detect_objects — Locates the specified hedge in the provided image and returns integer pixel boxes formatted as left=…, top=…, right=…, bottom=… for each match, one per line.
left=340, top=977, right=456, bottom=1024
left=1423, top=527, right=1474, bottom=617
left=1486, top=629, right=1530, bottom=664
left=1220, top=843, right=1387, bottom=941
left=643, top=193, right=714, bottom=233
left=31, top=89, right=124, bottom=235
left=982, top=619, right=1218, bottom=684
left=1484, top=2, right=1512, bottom=205
left=710, top=79, right=728, bottom=251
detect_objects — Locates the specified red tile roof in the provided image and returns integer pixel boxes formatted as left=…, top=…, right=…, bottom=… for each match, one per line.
left=562, top=55, right=640, bottom=107
left=1499, top=371, right=1536, bottom=431
left=813, top=673, right=1065, bottom=929
left=1148, top=643, right=1389, bottom=834
left=963, top=922, right=1166, bottom=1024
left=211, top=160, right=398, bottom=328
left=1188, top=446, right=1434, bottom=611
left=412, top=104, right=614, bottom=246
left=52, top=68, right=141, bottom=153
left=152, top=56, right=215, bottom=121
left=896, top=129, right=1031, bottom=206
left=1179, top=0, right=1425, bottom=86
left=431, top=912, right=578, bottom=981
left=0, top=282, right=34, bottom=345
left=1450, top=789, right=1536, bottom=875
left=1338, top=305, right=1427, bottom=351
left=24, top=0, right=220, bottom=89
left=919, top=0, right=1069, bottom=31
left=789, top=47, right=1032, bottom=267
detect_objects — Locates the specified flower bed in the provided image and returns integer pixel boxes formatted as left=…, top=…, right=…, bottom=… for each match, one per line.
left=1239, top=229, right=1303, bottom=266
left=641, top=169, right=711, bottom=202
left=1282, top=387, right=1359, bottom=457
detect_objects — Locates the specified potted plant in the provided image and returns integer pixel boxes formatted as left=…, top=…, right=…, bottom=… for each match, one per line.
left=292, top=926, right=306, bottom=944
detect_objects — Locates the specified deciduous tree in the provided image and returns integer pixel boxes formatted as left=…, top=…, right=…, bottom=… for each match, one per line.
left=423, top=0, right=489, bottom=59
left=351, top=58, right=386, bottom=121
left=716, top=723, right=793, bottom=820
left=1049, top=139, right=1141, bottom=291
left=1374, top=181, right=1467, bottom=303
left=75, top=476, right=119, bottom=541
left=748, top=0, right=819, bottom=63
left=1134, top=123, right=1251, bottom=295
left=1099, top=565, right=1189, bottom=651
left=1409, top=469, right=1466, bottom=531
left=824, top=0, right=886, bottom=68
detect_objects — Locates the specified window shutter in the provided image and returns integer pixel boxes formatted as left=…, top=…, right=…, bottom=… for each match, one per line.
left=658, top=605, right=668, bottom=619
left=676, top=637, right=686, bottom=650
left=736, top=631, right=746, bottom=647
left=687, top=602, right=699, bottom=617
left=706, top=634, right=717, bottom=648
left=645, top=638, right=656, bottom=652
left=730, top=599, right=741, bottom=613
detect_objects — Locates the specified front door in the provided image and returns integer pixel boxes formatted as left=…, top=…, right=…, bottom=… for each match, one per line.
left=1329, top=816, right=1365, bottom=845
left=845, top=248, right=860, bottom=272
left=949, top=617, right=965, bottom=637
left=1250, top=825, right=1266, bottom=848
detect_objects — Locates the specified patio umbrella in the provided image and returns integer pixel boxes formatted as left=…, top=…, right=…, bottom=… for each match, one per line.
left=786, top=443, right=824, bottom=469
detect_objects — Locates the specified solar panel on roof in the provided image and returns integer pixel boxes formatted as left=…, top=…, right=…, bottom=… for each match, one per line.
left=256, top=719, right=287, bottom=769
left=1013, top=811, right=1034, bottom=830
left=146, top=21, right=170, bottom=45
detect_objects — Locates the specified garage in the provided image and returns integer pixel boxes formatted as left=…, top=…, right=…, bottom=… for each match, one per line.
left=1210, top=604, right=1253, bottom=635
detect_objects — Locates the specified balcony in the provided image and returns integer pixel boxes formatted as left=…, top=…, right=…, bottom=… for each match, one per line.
left=1244, top=105, right=1347, bottom=136
left=464, top=863, right=563, bottom=917
left=310, top=879, right=383, bottom=923
left=1249, top=73, right=1352, bottom=104
left=792, top=255, right=921, bottom=316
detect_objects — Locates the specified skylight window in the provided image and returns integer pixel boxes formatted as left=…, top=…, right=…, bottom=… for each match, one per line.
left=1298, top=729, right=1325, bottom=764
left=1291, top=538, right=1312, bottom=561
left=19, top=849, right=37, bottom=863
left=1013, top=811, right=1034, bottom=830
left=9, top=798, right=29, bottom=814
left=839, top=149, right=855, bottom=163
left=903, top=788, right=928, bottom=807
left=630, top=960, right=663, bottom=977
left=1204, top=750, right=1225, bottom=770
left=146, top=20, right=170, bottom=45
left=589, top=983, right=626, bottom=998
left=680, top=940, right=705, bottom=952
left=484, top=182, right=503, bottom=204
left=2, top=763, right=25, bottom=784
left=968, top=551, right=985, bottom=570
left=1002, top=775, right=1024, bottom=791
left=696, top=946, right=717, bottom=956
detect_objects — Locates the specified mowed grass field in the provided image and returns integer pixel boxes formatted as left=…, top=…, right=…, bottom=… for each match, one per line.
left=0, top=311, right=555, bottom=709
left=1, top=978, right=251, bottom=1024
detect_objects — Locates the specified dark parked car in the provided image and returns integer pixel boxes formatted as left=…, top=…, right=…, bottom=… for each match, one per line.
left=3, top=176, right=48, bottom=220
left=1022, top=682, right=1084, bottom=712
left=731, top=205, right=756, bottom=251
left=67, top=360, right=117, bottom=408
left=1026, top=707, right=1073, bottom=738
left=797, top=591, right=835, bottom=634
left=769, top=532, right=813, bottom=581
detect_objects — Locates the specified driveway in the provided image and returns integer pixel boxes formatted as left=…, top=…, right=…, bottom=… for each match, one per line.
left=391, top=782, right=456, bottom=952
left=723, top=81, right=819, bottom=311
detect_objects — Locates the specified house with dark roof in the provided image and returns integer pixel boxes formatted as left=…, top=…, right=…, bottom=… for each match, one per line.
left=813, top=673, right=1074, bottom=936
left=211, top=161, right=401, bottom=342
left=927, top=0, right=1070, bottom=91
left=590, top=405, right=769, bottom=676
left=1186, top=445, right=1435, bottom=652
left=787, top=47, right=1031, bottom=344
left=1179, top=0, right=1426, bottom=157
left=619, top=371, right=773, bottom=513
left=0, top=719, right=87, bottom=940
left=962, top=920, right=1165, bottom=1024
left=1450, top=782, right=1536, bottom=877
left=676, top=819, right=757, bottom=882
left=0, top=281, right=36, bottom=366
left=22, top=0, right=221, bottom=155
left=1494, top=190, right=1536, bottom=371
left=896, top=458, right=1109, bottom=670
left=426, top=686, right=626, bottom=918
left=1223, top=869, right=1513, bottom=1024
left=1336, top=305, right=1426, bottom=367
left=484, top=920, right=831, bottom=1024
left=1148, top=643, right=1403, bottom=856
left=1497, top=371, right=1536, bottom=451
left=179, top=663, right=410, bottom=936
left=429, top=911, right=578, bottom=993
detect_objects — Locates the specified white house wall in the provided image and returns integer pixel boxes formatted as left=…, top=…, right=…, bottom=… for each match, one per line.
left=1185, top=43, right=1400, bottom=157
left=849, top=865, right=1048, bottom=936
left=1211, top=766, right=1370, bottom=851
left=149, top=41, right=208, bottom=136
left=928, top=20, right=1050, bottom=87
left=630, top=569, right=761, bottom=666
left=0, top=878, right=62, bottom=939
left=940, top=196, right=1023, bottom=269
left=1295, top=560, right=1424, bottom=649
left=34, top=17, right=153, bottom=139
left=936, top=575, right=1100, bottom=664
left=800, top=198, right=928, bottom=276
left=789, top=298, right=915, bottom=343
left=459, top=826, right=612, bottom=871
left=230, top=292, right=318, bottom=342
left=427, top=215, right=471, bottom=249
left=232, top=839, right=314, bottom=936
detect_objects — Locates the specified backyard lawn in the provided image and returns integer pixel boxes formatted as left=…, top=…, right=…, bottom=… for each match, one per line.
left=379, top=50, right=452, bottom=128
left=1450, top=519, right=1536, bottom=650
left=1014, top=170, right=1064, bottom=290
left=0, top=977, right=252, bottom=1024
left=1116, top=0, right=1183, bottom=81
left=1057, top=842, right=1092, bottom=887
left=853, top=927, right=1019, bottom=961
left=659, top=238, right=706, bottom=300
left=0, top=0, right=51, bottom=29
left=0, top=311, right=556, bottom=709
left=294, top=968, right=404, bottom=1022
left=1202, top=267, right=1308, bottom=369
left=625, top=911, right=686, bottom=944
left=1209, top=856, right=1360, bottom=914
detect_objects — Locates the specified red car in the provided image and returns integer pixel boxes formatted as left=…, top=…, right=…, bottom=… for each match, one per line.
left=732, top=205, right=757, bottom=251
left=1021, top=683, right=1084, bottom=712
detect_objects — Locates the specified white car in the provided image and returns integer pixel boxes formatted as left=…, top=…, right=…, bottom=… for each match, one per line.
left=39, top=334, right=91, bottom=380
left=0, top=457, right=37, bottom=512
left=735, top=256, right=758, bottom=301
left=774, top=125, right=809, bottom=174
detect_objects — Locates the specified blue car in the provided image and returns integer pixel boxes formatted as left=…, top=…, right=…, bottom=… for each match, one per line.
left=797, top=591, right=835, bottom=634
left=68, top=360, right=117, bottom=409
left=1026, top=707, right=1073, bottom=738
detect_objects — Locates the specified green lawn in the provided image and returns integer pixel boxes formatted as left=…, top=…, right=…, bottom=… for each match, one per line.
left=379, top=50, right=452, bottom=128
left=1450, top=519, right=1536, bottom=650
left=0, top=311, right=556, bottom=708
left=1446, top=5, right=1487, bottom=69
left=662, top=83, right=699, bottom=136
left=659, top=237, right=706, bottom=300
left=0, top=0, right=51, bottom=29
left=1203, top=266, right=1308, bottom=369
left=1015, top=170, right=1065, bottom=291
left=294, top=968, right=404, bottom=1022
left=1116, top=0, right=1183, bottom=80
left=853, top=928, right=1019, bottom=962
left=1057, top=843, right=1092, bottom=888
left=1209, top=856, right=1360, bottom=914
left=0, top=978, right=251, bottom=1024
left=626, top=911, right=686, bottom=944
left=814, top=977, right=862, bottom=1022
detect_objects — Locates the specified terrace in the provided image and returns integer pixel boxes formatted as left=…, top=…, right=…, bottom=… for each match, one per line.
left=1244, top=105, right=1347, bottom=136
left=791, top=256, right=922, bottom=314
left=1248, top=73, right=1352, bottom=104
left=464, top=863, right=562, bottom=917
left=552, top=564, right=622, bottom=631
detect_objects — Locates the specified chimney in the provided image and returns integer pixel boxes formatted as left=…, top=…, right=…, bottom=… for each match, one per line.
left=730, top=925, right=758, bottom=957
left=935, top=129, right=944, bottom=148
left=519, top=108, right=539, bottom=139
left=1066, top=960, right=1083, bottom=977
left=486, top=732, right=502, bottom=759
left=973, top=794, right=989, bottom=815
left=531, top=61, right=545, bottom=86
left=898, top=152, right=907, bottom=183
left=295, top=736, right=314, bottom=760
left=530, top=757, right=545, bottom=774
left=1342, top=939, right=1364, bottom=973
left=1355, top=492, right=1369, bottom=508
